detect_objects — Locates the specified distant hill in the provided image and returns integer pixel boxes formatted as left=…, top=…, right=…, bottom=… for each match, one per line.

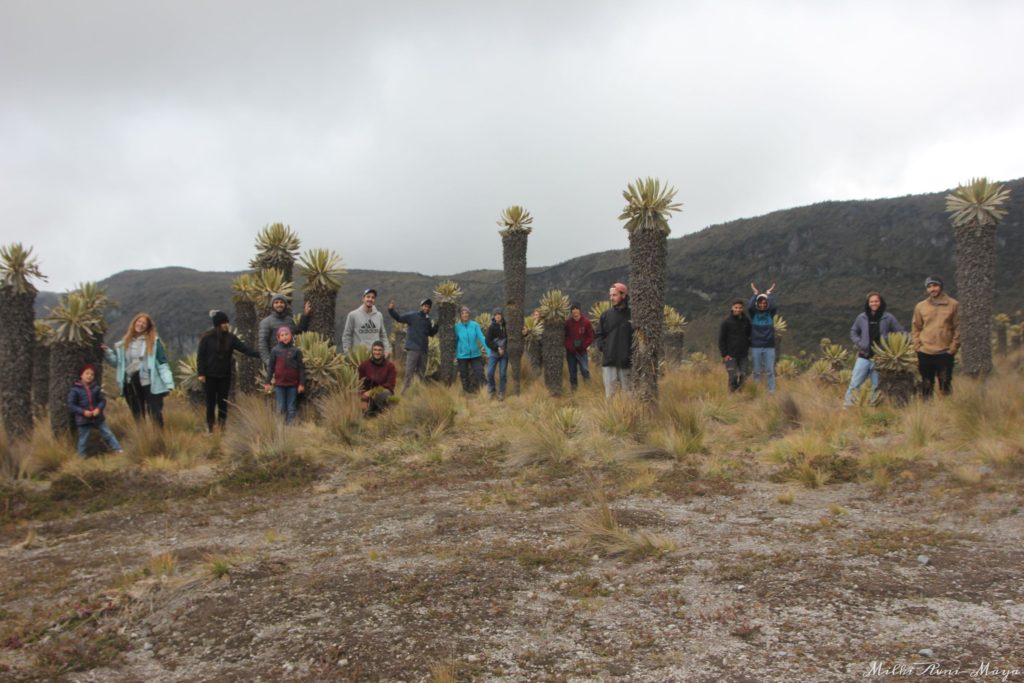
left=36, top=178, right=1024, bottom=358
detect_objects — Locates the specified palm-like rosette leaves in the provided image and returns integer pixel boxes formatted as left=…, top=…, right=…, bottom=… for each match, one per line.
left=497, top=205, right=534, bottom=236
left=296, top=332, right=351, bottom=392
left=772, top=315, right=788, bottom=337
left=589, top=300, right=610, bottom=322
left=47, top=292, right=104, bottom=345
left=663, top=305, right=688, bottom=334
left=475, top=312, right=492, bottom=329
left=176, top=353, right=203, bottom=393
left=0, top=243, right=47, bottom=295
left=522, top=315, right=544, bottom=340
left=255, top=268, right=294, bottom=303
left=994, top=313, right=1011, bottom=327
left=433, top=280, right=464, bottom=304
left=618, top=177, right=682, bottom=234
left=538, top=290, right=570, bottom=324
left=343, top=344, right=372, bottom=368
left=872, top=333, right=917, bottom=373
left=249, top=223, right=301, bottom=270
left=231, top=273, right=264, bottom=305
left=945, top=178, right=1010, bottom=230
left=297, top=248, right=346, bottom=292
left=34, top=320, right=55, bottom=345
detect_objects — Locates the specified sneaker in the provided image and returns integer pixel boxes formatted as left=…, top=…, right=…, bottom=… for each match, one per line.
left=498, top=393, right=505, bottom=401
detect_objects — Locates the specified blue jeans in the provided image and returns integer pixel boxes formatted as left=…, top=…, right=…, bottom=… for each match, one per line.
left=844, top=356, right=878, bottom=406
left=76, top=421, right=122, bottom=456
left=275, top=386, right=298, bottom=423
left=566, top=351, right=590, bottom=388
left=487, top=353, right=507, bottom=396
left=750, top=347, right=776, bottom=393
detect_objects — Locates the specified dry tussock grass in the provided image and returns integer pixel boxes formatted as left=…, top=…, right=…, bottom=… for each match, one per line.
left=574, top=497, right=676, bottom=560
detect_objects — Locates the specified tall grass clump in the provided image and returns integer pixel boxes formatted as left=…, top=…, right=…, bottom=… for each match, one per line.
left=220, top=396, right=321, bottom=487
left=18, top=422, right=76, bottom=477
left=375, top=383, right=459, bottom=443
left=593, top=393, right=650, bottom=440
left=574, top=497, right=676, bottom=560
left=317, top=389, right=363, bottom=445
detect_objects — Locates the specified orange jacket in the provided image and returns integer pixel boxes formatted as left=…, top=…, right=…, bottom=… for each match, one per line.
left=912, top=294, right=960, bottom=355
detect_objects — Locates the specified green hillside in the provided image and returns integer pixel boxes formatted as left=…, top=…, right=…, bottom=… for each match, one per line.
left=36, top=178, right=1024, bottom=356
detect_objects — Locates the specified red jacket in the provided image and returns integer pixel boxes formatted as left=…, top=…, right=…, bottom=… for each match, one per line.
left=358, top=358, right=397, bottom=393
left=564, top=315, right=595, bottom=354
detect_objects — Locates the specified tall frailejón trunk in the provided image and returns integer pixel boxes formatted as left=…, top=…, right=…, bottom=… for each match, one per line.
left=541, top=321, right=565, bottom=396
left=502, top=231, right=528, bottom=395
left=628, top=228, right=667, bottom=405
left=438, top=302, right=457, bottom=385
left=954, top=225, right=996, bottom=377
left=306, top=286, right=338, bottom=344
left=49, top=340, right=95, bottom=438
left=32, top=341, right=50, bottom=416
left=234, top=299, right=261, bottom=394
left=0, top=289, right=35, bottom=440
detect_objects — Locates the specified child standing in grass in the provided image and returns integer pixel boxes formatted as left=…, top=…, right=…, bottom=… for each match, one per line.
left=264, top=326, right=305, bottom=423
left=67, top=364, right=123, bottom=457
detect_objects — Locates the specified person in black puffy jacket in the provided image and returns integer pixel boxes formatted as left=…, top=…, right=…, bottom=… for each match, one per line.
left=197, top=311, right=261, bottom=432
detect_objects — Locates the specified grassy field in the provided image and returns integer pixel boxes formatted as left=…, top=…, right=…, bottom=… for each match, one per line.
left=1, top=357, right=1022, bottom=682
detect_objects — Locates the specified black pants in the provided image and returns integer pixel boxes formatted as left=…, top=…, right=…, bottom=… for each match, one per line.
left=725, top=357, right=748, bottom=392
left=918, top=352, right=954, bottom=397
left=125, top=373, right=165, bottom=427
left=204, top=376, right=232, bottom=431
left=457, top=357, right=484, bottom=393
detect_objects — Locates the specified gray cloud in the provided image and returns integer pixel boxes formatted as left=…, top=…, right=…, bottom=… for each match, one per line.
left=2, top=0, right=1023, bottom=291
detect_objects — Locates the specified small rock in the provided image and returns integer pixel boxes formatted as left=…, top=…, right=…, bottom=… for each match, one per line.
left=918, top=648, right=934, bottom=658
left=737, top=584, right=746, bottom=591
left=917, top=555, right=930, bottom=566
left=143, top=642, right=153, bottom=651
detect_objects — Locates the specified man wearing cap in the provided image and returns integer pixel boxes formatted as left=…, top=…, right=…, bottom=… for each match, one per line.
left=748, top=282, right=778, bottom=395
left=596, top=282, right=632, bottom=397
left=342, top=288, right=390, bottom=357
left=912, top=276, right=960, bottom=397
left=388, top=297, right=439, bottom=389
left=564, top=302, right=594, bottom=391
left=258, top=293, right=298, bottom=370
left=358, top=340, right=397, bottom=416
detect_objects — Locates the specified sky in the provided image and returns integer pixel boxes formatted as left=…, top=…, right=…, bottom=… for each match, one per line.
left=3, top=0, right=1023, bottom=292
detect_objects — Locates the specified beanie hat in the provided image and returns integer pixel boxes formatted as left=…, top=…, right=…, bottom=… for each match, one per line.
left=493, top=308, right=503, bottom=317
left=271, top=293, right=289, bottom=305
left=612, top=282, right=628, bottom=296
left=80, top=363, right=96, bottom=376
left=925, top=276, right=943, bottom=288
left=420, top=298, right=433, bottom=307
left=276, top=326, right=292, bottom=338
left=460, top=306, right=471, bottom=315
left=212, top=311, right=229, bottom=327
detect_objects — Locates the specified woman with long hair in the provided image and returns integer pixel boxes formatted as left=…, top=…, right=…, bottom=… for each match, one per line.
left=101, top=312, right=174, bottom=427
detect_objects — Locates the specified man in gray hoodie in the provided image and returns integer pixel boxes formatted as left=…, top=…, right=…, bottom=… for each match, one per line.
left=342, top=288, right=391, bottom=356
left=258, top=293, right=298, bottom=369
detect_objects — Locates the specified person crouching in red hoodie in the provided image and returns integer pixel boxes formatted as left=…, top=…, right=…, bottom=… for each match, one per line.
left=358, top=340, right=397, bottom=416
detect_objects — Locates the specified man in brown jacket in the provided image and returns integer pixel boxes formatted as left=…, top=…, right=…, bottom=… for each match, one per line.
left=912, top=276, right=960, bottom=397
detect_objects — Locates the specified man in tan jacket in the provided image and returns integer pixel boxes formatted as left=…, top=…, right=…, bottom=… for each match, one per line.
left=911, top=276, right=960, bottom=397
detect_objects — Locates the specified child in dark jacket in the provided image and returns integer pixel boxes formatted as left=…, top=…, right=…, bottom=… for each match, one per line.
left=68, top=364, right=123, bottom=457
left=264, top=327, right=305, bottom=423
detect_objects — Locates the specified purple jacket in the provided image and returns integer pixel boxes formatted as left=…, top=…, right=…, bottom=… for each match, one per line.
left=850, top=310, right=904, bottom=356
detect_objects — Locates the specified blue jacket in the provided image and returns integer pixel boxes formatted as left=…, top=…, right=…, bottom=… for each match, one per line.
left=103, top=337, right=174, bottom=394
left=850, top=302, right=904, bottom=357
left=455, top=320, right=489, bottom=360
left=748, top=295, right=778, bottom=349
left=388, top=307, right=438, bottom=353
left=68, top=381, right=108, bottom=426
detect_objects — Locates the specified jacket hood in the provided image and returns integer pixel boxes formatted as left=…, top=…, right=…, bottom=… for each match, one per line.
left=864, top=295, right=888, bottom=317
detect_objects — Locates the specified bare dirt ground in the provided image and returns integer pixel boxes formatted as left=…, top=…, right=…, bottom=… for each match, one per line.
left=2, top=451, right=1022, bottom=683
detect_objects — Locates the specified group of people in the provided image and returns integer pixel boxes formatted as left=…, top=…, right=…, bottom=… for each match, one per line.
left=717, top=277, right=961, bottom=403
left=68, top=274, right=962, bottom=457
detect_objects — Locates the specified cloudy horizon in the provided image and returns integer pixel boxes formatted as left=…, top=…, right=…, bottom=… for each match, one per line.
left=3, top=0, right=1023, bottom=291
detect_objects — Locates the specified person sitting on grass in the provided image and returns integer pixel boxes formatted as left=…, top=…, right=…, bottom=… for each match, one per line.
left=358, top=340, right=397, bottom=417
left=264, top=326, right=305, bottom=424
left=68, top=364, right=123, bottom=457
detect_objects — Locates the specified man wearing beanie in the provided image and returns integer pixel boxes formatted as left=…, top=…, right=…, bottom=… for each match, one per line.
left=197, top=310, right=261, bottom=431
left=388, top=297, right=438, bottom=389
left=258, top=294, right=298, bottom=369
left=564, top=302, right=594, bottom=391
left=912, top=276, right=960, bottom=397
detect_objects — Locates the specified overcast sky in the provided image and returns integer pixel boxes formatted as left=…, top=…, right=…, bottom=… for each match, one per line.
left=3, top=0, right=1023, bottom=292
